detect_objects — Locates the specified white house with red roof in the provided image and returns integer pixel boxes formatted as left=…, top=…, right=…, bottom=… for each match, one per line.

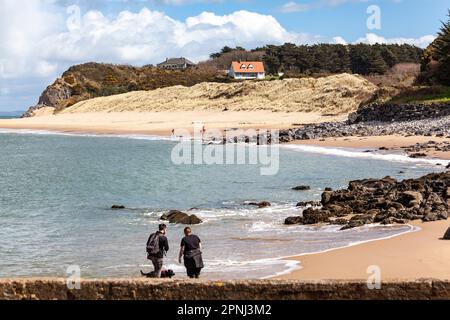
left=229, top=61, right=265, bottom=80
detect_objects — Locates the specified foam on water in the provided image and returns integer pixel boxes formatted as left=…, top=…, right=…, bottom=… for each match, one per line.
left=0, top=128, right=174, bottom=141
left=283, top=144, right=450, bottom=165
left=2, top=128, right=448, bottom=166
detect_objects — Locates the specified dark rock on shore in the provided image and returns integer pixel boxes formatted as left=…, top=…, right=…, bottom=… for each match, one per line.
left=409, top=153, right=427, bottom=159
left=111, top=205, right=126, bottom=210
left=285, top=171, right=450, bottom=230
left=348, top=103, right=450, bottom=124
left=443, top=227, right=450, bottom=240
left=296, top=201, right=322, bottom=207
left=161, top=210, right=203, bottom=225
left=285, top=216, right=304, bottom=225
left=247, top=201, right=271, bottom=208
left=264, top=103, right=450, bottom=146
left=301, top=208, right=331, bottom=225
left=292, top=186, right=311, bottom=191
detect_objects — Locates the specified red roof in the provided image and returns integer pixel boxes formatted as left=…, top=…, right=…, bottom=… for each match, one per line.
left=231, top=61, right=265, bottom=73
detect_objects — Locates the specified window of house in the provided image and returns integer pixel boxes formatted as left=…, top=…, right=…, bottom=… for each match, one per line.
left=248, top=64, right=254, bottom=70
left=240, top=64, right=247, bottom=70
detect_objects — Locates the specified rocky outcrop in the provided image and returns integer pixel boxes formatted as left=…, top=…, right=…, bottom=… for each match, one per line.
left=274, top=116, right=450, bottom=144
left=22, top=62, right=220, bottom=117
left=268, top=103, right=450, bottom=145
left=22, top=79, right=72, bottom=117
left=160, top=210, right=203, bottom=225
left=402, top=141, right=450, bottom=156
left=443, top=227, right=450, bottom=240
left=285, top=171, right=450, bottom=230
left=348, top=103, right=450, bottom=124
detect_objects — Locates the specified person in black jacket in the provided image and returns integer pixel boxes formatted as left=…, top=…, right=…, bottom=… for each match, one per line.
left=146, top=224, right=169, bottom=278
left=179, top=227, right=204, bottom=278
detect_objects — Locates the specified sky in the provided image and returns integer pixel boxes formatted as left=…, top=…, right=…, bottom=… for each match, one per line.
left=0, top=0, right=449, bottom=112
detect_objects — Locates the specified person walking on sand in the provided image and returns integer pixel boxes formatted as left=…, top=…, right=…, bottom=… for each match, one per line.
left=145, top=224, right=169, bottom=278
left=179, top=227, right=204, bottom=279
left=201, top=125, right=206, bottom=143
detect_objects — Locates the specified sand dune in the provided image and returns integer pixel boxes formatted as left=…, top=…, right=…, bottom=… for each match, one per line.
left=60, top=74, right=377, bottom=115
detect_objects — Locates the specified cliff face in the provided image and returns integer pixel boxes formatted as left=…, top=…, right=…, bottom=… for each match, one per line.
left=22, top=63, right=220, bottom=117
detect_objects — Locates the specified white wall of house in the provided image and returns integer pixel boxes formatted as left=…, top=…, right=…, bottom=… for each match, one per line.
left=229, top=69, right=265, bottom=80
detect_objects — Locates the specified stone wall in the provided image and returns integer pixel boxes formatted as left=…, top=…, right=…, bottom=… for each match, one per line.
left=1, top=279, right=450, bottom=300
left=348, top=103, right=450, bottom=124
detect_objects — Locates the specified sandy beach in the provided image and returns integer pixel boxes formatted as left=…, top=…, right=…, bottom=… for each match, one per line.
left=0, top=111, right=346, bottom=136
left=276, top=220, right=450, bottom=281
left=1, top=111, right=449, bottom=283
left=2, top=113, right=449, bottom=161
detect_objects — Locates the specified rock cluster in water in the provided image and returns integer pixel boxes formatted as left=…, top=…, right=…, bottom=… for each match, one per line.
left=160, top=210, right=203, bottom=225
left=246, top=201, right=272, bottom=208
left=286, top=171, right=450, bottom=230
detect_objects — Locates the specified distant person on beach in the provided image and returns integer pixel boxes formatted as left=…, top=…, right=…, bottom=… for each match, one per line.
left=145, top=224, right=169, bottom=278
left=200, top=125, right=207, bottom=143
left=171, top=129, right=175, bottom=136
left=179, top=227, right=204, bottom=279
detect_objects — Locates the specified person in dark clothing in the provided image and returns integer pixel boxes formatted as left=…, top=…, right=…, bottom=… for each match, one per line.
left=146, top=224, right=169, bottom=278
left=179, top=227, right=204, bottom=279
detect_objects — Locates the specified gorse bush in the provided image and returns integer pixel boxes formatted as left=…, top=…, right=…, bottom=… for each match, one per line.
left=421, top=10, right=450, bottom=85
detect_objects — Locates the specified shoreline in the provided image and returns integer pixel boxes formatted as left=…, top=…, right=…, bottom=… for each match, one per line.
left=275, top=220, right=450, bottom=281
left=265, top=223, right=419, bottom=280
left=2, top=126, right=449, bottom=166
left=0, top=111, right=346, bottom=137
left=289, top=135, right=450, bottom=161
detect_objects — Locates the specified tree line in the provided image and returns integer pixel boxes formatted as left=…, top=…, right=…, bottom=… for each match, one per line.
left=208, top=43, right=423, bottom=76
left=262, top=43, right=422, bottom=75
left=421, top=10, right=450, bottom=85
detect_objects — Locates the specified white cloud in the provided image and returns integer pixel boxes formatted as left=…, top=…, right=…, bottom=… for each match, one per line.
left=0, top=0, right=437, bottom=112
left=353, top=33, right=436, bottom=48
left=0, top=4, right=318, bottom=80
left=333, top=36, right=348, bottom=45
left=280, top=0, right=369, bottom=13
left=0, top=0, right=64, bottom=79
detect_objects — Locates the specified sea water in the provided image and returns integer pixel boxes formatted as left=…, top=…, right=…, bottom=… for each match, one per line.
left=0, top=130, right=445, bottom=279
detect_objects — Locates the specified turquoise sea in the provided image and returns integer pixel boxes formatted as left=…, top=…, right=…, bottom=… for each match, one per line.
left=0, top=130, right=446, bottom=279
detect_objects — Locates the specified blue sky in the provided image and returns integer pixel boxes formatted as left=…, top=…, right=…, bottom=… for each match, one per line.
left=0, top=0, right=449, bottom=112
left=64, top=0, right=449, bottom=42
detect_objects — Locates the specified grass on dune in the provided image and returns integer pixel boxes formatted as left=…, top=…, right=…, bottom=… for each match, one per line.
left=389, top=86, right=450, bottom=104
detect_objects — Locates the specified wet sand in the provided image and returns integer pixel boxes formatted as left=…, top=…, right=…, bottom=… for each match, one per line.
left=276, top=220, right=450, bottom=281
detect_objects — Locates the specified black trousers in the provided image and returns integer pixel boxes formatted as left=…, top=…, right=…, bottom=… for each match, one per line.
left=186, top=267, right=202, bottom=279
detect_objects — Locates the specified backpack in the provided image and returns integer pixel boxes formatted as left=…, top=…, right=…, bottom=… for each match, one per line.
left=146, top=233, right=160, bottom=255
